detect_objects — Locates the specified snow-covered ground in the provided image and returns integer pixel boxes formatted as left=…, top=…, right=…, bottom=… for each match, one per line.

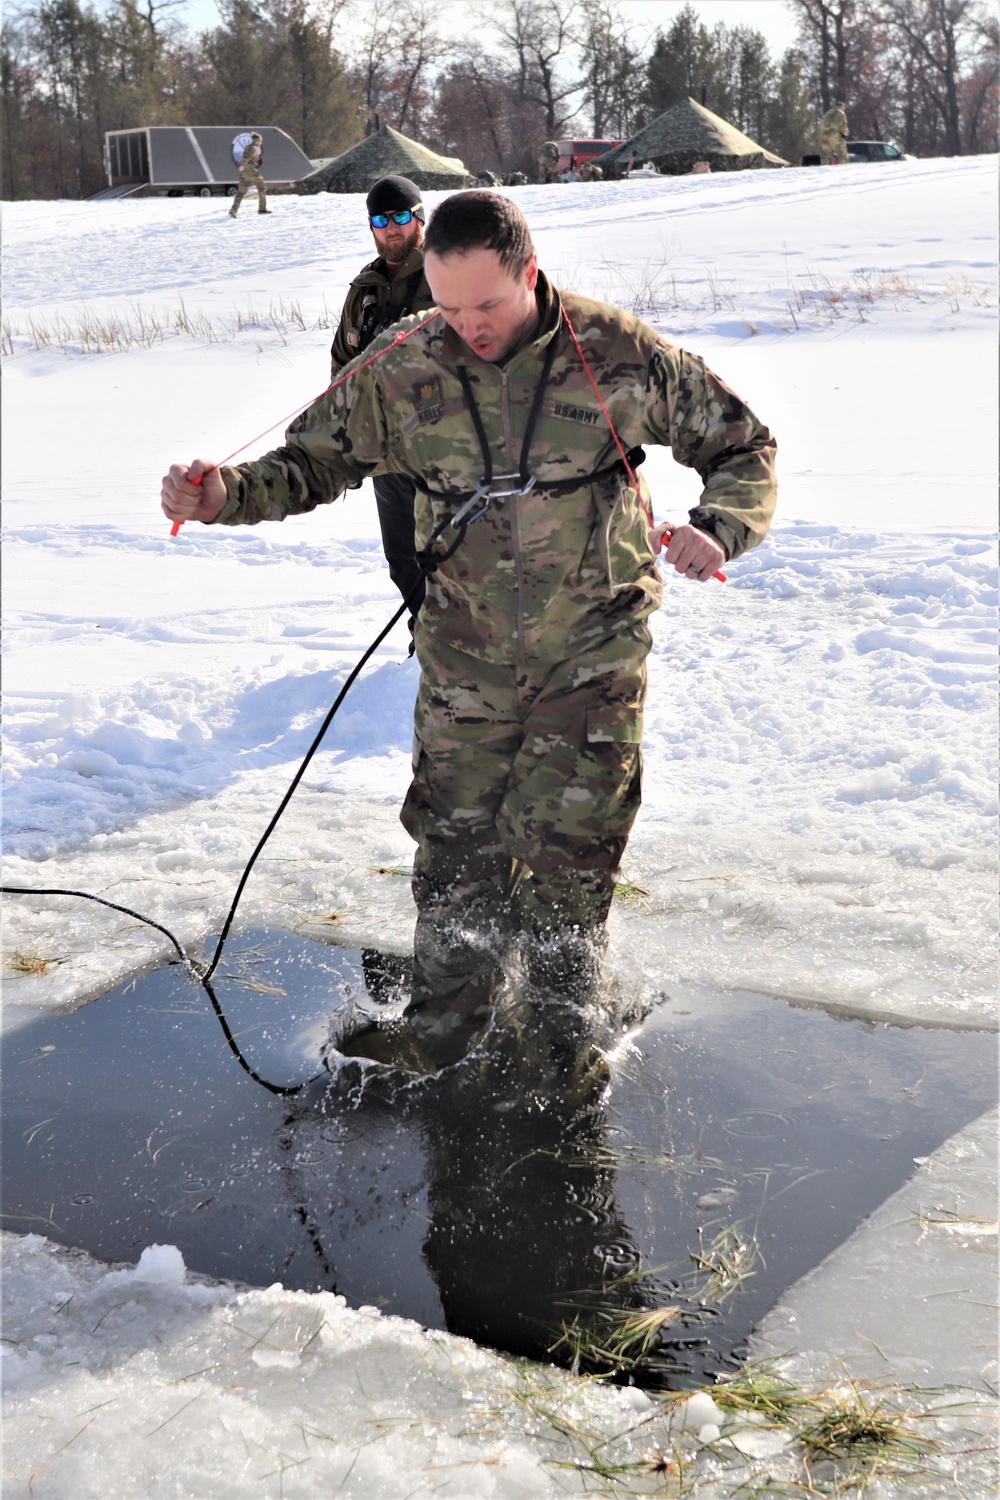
left=2, top=158, right=998, bottom=1495
left=3, top=157, right=997, bottom=1029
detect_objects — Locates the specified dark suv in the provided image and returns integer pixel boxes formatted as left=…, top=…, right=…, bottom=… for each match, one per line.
left=846, top=140, right=912, bottom=162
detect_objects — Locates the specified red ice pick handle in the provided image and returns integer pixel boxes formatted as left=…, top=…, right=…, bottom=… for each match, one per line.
left=653, top=523, right=726, bottom=582
left=170, top=465, right=212, bottom=537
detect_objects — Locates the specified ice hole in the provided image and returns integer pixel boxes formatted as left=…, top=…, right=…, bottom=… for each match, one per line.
left=3, top=926, right=995, bottom=1388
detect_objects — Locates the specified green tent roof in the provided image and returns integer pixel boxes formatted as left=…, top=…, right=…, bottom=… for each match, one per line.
left=596, top=97, right=788, bottom=174
left=298, top=123, right=473, bottom=194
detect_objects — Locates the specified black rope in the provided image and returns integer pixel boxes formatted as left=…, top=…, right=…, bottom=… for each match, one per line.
left=200, top=507, right=462, bottom=985
left=1, top=505, right=476, bottom=1096
left=0, top=887, right=190, bottom=967
left=201, top=973, right=307, bottom=1096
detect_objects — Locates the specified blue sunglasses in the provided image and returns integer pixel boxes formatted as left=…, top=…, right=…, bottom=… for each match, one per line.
left=370, top=209, right=417, bottom=228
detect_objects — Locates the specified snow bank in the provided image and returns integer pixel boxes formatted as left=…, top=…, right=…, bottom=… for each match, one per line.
left=2, top=153, right=998, bottom=1500
left=4, top=520, right=995, bottom=1029
left=0, top=1233, right=800, bottom=1498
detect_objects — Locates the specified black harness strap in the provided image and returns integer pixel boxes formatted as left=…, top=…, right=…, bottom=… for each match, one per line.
left=518, top=329, right=561, bottom=483
left=413, top=447, right=646, bottom=502
left=455, top=324, right=563, bottom=489
left=457, top=367, right=494, bottom=485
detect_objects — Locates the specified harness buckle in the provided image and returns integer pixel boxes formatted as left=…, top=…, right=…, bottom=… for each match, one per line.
left=451, top=472, right=537, bottom=529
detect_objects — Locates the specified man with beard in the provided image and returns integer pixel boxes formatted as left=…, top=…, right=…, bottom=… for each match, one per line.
left=330, top=175, right=435, bottom=637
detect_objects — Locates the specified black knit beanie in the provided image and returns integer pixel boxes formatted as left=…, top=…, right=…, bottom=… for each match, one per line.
left=366, top=175, right=425, bottom=221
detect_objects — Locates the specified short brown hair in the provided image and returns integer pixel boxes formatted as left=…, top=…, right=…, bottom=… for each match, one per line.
left=424, top=191, right=534, bottom=274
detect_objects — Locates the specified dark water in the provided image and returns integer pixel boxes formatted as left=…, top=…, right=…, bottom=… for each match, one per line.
left=3, top=927, right=996, bottom=1386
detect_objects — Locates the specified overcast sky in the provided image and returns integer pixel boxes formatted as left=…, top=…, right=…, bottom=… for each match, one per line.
left=171, top=1, right=800, bottom=60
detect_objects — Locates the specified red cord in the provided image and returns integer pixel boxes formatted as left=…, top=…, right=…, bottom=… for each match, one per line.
left=561, top=301, right=725, bottom=582
left=171, top=304, right=725, bottom=582
left=169, top=316, right=442, bottom=535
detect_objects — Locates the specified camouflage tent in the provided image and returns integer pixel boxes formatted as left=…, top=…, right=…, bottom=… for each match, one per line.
left=298, top=123, right=473, bottom=194
left=594, top=97, right=788, bottom=177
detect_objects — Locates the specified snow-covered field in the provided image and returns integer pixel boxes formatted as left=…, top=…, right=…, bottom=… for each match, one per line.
left=3, top=156, right=997, bottom=1028
left=2, top=158, right=998, bottom=1496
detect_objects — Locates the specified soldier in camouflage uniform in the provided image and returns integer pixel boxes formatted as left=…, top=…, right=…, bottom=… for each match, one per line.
left=819, top=102, right=849, bottom=165
left=536, top=140, right=561, bottom=184
left=229, top=132, right=270, bottom=217
left=579, top=161, right=603, bottom=181
left=162, top=193, right=776, bottom=1071
left=331, top=176, right=436, bottom=629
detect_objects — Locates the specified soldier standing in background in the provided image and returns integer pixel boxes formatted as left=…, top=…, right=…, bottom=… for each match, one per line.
left=162, top=193, right=776, bottom=1073
left=229, top=132, right=270, bottom=217
left=536, top=140, right=560, bottom=183
left=330, top=176, right=436, bottom=639
left=819, top=102, right=850, bottom=164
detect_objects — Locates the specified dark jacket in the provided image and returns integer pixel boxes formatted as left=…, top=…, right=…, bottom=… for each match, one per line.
left=330, top=246, right=435, bottom=378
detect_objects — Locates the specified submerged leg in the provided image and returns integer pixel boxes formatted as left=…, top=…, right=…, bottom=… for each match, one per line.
left=515, top=865, right=617, bottom=1002
left=403, top=836, right=517, bottom=1063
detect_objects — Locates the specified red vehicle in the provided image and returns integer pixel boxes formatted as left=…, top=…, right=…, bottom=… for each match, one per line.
left=556, top=138, right=622, bottom=173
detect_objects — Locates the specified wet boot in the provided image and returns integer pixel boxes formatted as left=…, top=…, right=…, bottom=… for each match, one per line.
left=332, top=1016, right=437, bottom=1075
left=402, top=969, right=498, bottom=1068
left=480, top=985, right=611, bottom=1111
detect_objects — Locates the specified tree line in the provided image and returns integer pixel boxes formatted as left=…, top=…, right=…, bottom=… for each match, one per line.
left=2, top=0, right=997, bottom=200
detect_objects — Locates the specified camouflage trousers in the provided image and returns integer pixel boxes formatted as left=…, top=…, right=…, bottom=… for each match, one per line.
left=399, top=625, right=649, bottom=1035
left=819, top=140, right=847, bottom=165
left=230, top=169, right=267, bottom=213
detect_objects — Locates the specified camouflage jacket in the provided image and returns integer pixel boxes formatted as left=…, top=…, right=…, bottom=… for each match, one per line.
left=819, top=107, right=848, bottom=144
left=330, top=247, right=434, bottom=377
left=216, top=272, right=777, bottom=666
left=239, top=141, right=263, bottom=173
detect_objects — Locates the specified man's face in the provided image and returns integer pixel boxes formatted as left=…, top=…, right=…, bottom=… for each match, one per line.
left=370, top=212, right=423, bottom=266
left=424, top=247, right=539, bottom=363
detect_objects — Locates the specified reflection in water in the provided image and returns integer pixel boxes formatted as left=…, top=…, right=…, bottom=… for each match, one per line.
left=420, top=1059, right=642, bottom=1363
left=295, top=985, right=705, bottom=1383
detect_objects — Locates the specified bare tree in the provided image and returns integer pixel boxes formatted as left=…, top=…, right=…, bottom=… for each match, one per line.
left=393, top=0, right=449, bottom=132
left=881, top=0, right=988, bottom=153
left=961, top=8, right=999, bottom=151
left=346, top=0, right=448, bottom=134
left=434, top=41, right=512, bottom=168
left=490, top=0, right=580, bottom=135
left=788, top=0, right=855, bottom=109
left=574, top=0, right=644, bottom=136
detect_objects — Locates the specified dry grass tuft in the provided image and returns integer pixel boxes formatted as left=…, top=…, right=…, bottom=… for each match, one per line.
left=548, top=1301, right=686, bottom=1379
left=799, top=1384, right=936, bottom=1462
left=2, top=296, right=338, bottom=358
left=4, top=949, right=67, bottom=976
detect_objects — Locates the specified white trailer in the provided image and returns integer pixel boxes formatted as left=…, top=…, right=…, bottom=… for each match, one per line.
left=94, top=126, right=315, bottom=199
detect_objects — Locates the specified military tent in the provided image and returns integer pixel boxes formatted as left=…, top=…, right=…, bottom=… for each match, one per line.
left=297, top=123, right=473, bottom=194
left=594, top=97, right=788, bottom=177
